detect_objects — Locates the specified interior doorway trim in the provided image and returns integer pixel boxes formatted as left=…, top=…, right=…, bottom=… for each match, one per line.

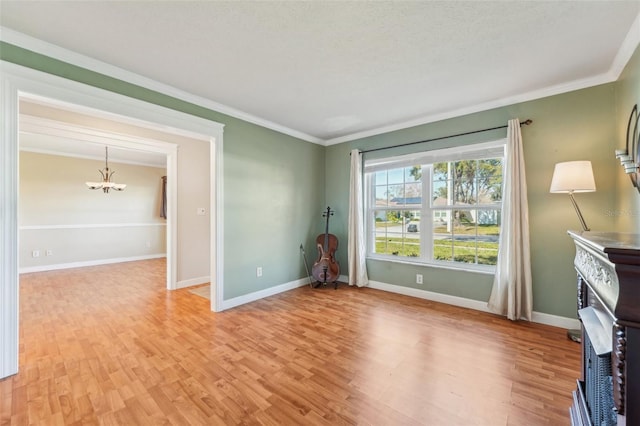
left=0, top=60, right=225, bottom=379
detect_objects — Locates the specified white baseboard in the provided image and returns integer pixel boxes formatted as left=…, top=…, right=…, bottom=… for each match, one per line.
left=176, top=276, right=210, bottom=289
left=19, top=254, right=166, bottom=274
left=530, top=311, right=580, bottom=330
left=368, top=280, right=492, bottom=312
left=221, top=277, right=310, bottom=311
left=367, top=280, right=580, bottom=330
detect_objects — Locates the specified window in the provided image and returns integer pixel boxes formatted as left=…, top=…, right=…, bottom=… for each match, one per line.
left=365, top=140, right=505, bottom=270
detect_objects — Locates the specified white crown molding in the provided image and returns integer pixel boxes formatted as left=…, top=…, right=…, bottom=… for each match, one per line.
left=325, top=72, right=616, bottom=146
left=20, top=113, right=172, bottom=167
left=0, top=27, right=323, bottom=145
left=326, top=10, right=640, bottom=146
left=19, top=146, right=166, bottom=168
left=20, top=114, right=176, bottom=169
left=20, top=114, right=177, bottom=151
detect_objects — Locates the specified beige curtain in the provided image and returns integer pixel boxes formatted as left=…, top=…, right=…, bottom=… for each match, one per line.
left=348, top=149, right=369, bottom=287
left=487, top=119, right=533, bottom=321
left=161, top=176, right=167, bottom=219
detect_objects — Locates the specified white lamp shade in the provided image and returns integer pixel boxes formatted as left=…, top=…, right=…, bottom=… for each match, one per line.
left=549, top=161, right=596, bottom=193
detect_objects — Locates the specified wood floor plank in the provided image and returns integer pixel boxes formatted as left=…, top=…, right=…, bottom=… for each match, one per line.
left=1, top=259, right=581, bottom=425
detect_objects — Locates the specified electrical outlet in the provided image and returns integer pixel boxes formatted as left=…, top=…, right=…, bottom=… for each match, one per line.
left=257, top=267, right=263, bottom=277
left=197, top=207, right=206, bottom=215
left=416, top=274, right=423, bottom=284
left=46, top=250, right=53, bottom=256
left=146, top=241, right=151, bottom=248
left=32, top=250, right=40, bottom=258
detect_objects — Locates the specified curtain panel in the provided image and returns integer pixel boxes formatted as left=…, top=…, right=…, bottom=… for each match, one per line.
left=487, top=119, right=533, bottom=321
left=348, top=149, right=369, bottom=287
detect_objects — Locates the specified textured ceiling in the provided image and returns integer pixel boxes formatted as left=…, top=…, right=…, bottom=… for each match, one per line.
left=1, top=1, right=639, bottom=144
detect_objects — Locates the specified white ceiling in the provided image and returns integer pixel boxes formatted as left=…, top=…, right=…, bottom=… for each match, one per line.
left=1, top=1, right=640, bottom=145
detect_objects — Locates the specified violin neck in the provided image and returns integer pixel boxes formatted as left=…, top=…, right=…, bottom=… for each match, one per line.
left=323, top=207, right=332, bottom=251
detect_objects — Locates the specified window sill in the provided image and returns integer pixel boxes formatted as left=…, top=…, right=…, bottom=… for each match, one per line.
left=366, top=255, right=496, bottom=275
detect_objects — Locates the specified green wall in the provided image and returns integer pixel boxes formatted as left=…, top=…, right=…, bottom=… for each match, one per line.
left=325, top=83, right=619, bottom=319
left=3, top=40, right=637, bottom=318
left=614, top=45, right=640, bottom=231
left=223, top=121, right=325, bottom=298
left=0, top=42, right=326, bottom=301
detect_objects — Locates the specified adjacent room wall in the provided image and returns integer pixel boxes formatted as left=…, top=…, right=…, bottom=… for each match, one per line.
left=19, top=151, right=167, bottom=271
left=19, top=100, right=212, bottom=286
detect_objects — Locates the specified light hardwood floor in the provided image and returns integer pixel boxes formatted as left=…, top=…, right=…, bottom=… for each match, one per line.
left=1, top=259, right=580, bottom=425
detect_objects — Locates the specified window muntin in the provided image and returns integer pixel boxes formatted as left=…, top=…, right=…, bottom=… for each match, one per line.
left=372, top=165, right=423, bottom=258
left=366, top=145, right=504, bottom=269
left=373, top=209, right=421, bottom=257
left=432, top=208, right=500, bottom=265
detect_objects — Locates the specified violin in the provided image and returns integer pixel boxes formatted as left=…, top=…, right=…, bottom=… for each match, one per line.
left=312, top=206, right=340, bottom=289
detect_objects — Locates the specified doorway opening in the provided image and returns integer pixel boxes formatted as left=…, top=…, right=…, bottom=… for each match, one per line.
left=0, top=61, right=224, bottom=379
left=19, top=96, right=174, bottom=284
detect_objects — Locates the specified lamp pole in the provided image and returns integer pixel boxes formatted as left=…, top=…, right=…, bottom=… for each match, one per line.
left=568, top=191, right=590, bottom=231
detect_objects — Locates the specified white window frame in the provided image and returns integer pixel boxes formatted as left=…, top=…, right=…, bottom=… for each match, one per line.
left=364, top=139, right=506, bottom=273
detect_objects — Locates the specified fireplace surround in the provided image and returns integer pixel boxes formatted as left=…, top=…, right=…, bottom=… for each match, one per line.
left=568, top=231, right=640, bottom=426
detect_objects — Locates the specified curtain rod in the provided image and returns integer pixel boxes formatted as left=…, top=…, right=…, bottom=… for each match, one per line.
left=357, top=119, right=533, bottom=155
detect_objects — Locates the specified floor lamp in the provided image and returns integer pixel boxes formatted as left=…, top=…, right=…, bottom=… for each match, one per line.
left=550, top=160, right=596, bottom=342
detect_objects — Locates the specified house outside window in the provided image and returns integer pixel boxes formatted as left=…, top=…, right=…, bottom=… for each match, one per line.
left=365, top=140, right=505, bottom=271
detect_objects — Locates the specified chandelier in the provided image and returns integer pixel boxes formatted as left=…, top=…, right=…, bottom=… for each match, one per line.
left=85, top=146, right=126, bottom=193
